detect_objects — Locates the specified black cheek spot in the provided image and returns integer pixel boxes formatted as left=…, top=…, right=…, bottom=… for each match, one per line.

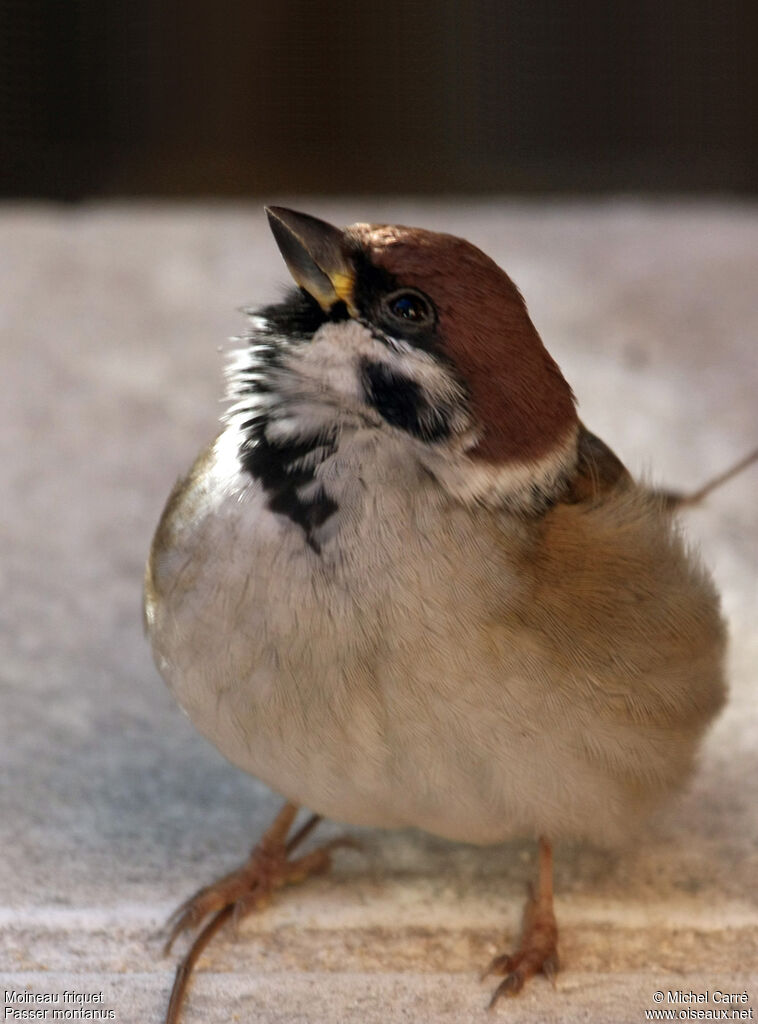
left=361, top=360, right=452, bottom=442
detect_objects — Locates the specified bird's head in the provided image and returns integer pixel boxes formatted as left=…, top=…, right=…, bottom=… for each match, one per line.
left=229, top=207, right=579, bottom=511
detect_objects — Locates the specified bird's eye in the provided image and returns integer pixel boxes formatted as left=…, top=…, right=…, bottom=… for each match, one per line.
left=385, top=290, right=433, bottom=326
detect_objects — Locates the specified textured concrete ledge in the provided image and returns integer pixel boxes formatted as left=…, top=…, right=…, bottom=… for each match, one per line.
left=2, top=200, right=757, bottom=1023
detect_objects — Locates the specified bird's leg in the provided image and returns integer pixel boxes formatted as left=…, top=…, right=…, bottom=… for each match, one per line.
left=162, top=801, right=354, bottom=1024
left=482, top=835, right=559, bottom=1009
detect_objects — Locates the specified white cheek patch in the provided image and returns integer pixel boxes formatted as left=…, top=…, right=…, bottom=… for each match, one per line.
left=286, top=320, right=373, bottom=403
left=297, top=321, right=458, bottom=398
left=313, top=320, right=472, bottom=430
left=224, top=317, right=486, bottom=510
left=218, top=316, right=579, bottom=533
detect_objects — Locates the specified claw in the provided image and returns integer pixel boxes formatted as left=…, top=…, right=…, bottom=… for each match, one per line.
left=480, top=952, right=513, bottom=982
left=543, top=951, right=560, bottom=985
left=483, top=836, right=559, bottom=1009
left=161, top=803, right=355, bottom=1024
left=162, top=886, right=225, bottom=955
left=487, top=969, right=525, bottom=1009
left=165, top=906, right=234, bottom=1024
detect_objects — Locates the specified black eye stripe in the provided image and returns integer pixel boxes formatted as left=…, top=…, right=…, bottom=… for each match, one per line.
left=345, top=251, right=441, bottom=352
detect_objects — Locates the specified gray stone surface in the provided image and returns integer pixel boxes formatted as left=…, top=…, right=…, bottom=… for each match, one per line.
left=2, top=200, right=757, bottom=1023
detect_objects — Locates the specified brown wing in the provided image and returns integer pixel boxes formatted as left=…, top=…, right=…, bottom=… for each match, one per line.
left=561, top=423, right=632, bottom=505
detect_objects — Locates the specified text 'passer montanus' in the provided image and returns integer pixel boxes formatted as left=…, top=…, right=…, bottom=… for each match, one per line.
left=145, top=208, right=739, bottom=1022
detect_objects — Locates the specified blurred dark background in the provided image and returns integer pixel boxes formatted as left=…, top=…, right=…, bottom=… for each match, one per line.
left=2, top=0, right=757, bottom=199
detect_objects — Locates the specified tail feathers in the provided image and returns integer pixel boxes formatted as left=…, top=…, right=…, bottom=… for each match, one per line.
left=653, top=446, right=758, bottom=511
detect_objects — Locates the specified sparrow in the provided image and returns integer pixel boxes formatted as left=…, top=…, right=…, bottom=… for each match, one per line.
left=144, top=207, right=742, bottom=1023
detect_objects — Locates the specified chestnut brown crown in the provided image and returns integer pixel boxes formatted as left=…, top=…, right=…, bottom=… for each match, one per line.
left=349, top=223, right=577, bottom=464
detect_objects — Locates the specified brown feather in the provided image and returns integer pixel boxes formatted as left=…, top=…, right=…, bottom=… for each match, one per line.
left=561, top=424, right=632, bottom=505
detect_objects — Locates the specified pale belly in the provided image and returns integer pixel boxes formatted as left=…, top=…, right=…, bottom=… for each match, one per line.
left=145, top=442, right=725, bottom=849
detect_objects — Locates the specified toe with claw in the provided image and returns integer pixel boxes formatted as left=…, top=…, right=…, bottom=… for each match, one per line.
left=483, top=836, right=559, bottom=1010
left=162, top=802, right=355, bottom=1024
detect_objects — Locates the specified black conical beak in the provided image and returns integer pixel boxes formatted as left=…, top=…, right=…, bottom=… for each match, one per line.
left=265, top=206, right=356, bottom=313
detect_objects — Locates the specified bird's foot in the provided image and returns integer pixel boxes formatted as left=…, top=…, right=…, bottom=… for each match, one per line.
left=162, top=802, right=355, bottom=1024
left=482, top=836, right=559, bottom=1009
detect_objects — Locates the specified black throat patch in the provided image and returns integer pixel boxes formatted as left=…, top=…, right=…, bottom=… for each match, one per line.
left=239, top=427, right=338, bottom=554
left=251, top=286, right=347, bottom=339
left=234, top=289, right=342, bottom=553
